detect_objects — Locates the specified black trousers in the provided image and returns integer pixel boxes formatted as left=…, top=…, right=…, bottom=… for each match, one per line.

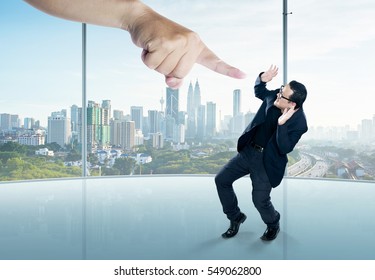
left=215, top=144, right=280, bottom=227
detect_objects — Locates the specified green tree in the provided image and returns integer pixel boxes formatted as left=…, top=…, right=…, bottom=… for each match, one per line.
left=65, top=151, right=81, bottom=162
left=41, top=142, right=62, bottom=152
left=113, top=157, right=135, bottom=175
left=102, top=167, right=120, bottom=176
left=0, top=142, right=26, bottom=154
left=88, top=153, right=99, bottom=166
left=0, top=151, right=20, bottom=164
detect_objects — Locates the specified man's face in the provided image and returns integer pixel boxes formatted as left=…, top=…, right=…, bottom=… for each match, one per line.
left=274, top=84, right=295, bottom=110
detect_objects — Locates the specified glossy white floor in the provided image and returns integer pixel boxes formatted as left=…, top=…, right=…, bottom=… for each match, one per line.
left=0, top=175, right=374, bottom=260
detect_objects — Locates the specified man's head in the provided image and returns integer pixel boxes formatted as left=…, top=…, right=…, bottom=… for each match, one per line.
left=274, top=80, right=307, bottom=110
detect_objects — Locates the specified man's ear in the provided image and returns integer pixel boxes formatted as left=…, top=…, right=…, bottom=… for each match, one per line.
left=290, top=101, right=297, bottom=109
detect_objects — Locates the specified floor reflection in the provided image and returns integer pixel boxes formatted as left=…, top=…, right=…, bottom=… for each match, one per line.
left=0, top=176, right=374, bottom=260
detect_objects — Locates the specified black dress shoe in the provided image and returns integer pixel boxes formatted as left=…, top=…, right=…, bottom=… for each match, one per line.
left=222, top=213, right=247, bottom=238
left=260, top=226, right=280, bottom=241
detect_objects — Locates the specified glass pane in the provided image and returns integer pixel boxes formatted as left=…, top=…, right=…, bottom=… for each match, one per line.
left=286, top=0, right=375, bottom=260
left=0, top=2, right=82, bottom=181
left=84, top=0, right=284, bottom=260
left=287, top=0, right=375, bottom=181
left=85, top=0, right=282, bottom=177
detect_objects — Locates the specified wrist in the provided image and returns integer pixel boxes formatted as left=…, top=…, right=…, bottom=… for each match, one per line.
left=120, top=0, right=153, bottom=31
left=259, top=72, right=266, bottom=83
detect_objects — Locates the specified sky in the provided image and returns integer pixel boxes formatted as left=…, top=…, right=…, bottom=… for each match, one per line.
left=1, top=0, right=375, bottom=129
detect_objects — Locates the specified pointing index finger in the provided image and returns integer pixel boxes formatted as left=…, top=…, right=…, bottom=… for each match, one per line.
left=196, top=46, right=246, bottom=79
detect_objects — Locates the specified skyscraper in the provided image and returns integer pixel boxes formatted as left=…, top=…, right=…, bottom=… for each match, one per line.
left=173, top=124, right=185, bottom=144
left=125, top=121, right=135, bottom=151
left=0, top=113, right=19, bottom=131
left=360, top=119, right=373, bottom=142
left=47, top=110, right=71, bottom=147
left=148, top=110, right=160, bottom=134
left=113, top=110, right=124, bottom=121
left=194, top=80, right=201, bottom=109
left=11, top=115, right=20, bottom=129
left=150, top=132, right=164, bottom=149
left=232, top=89, right=244, bottom=136
left=186, top=79, right=202, bottom=139
left=110, top=119, right=123, bottom=148
left=206, top=101, right=216, bottom=138
left=86, top=100, right=111, bottom=150
left=187, top=81, right=194, bottom=117
left=24, top=117, right=35, bottom=129
left=160, top=96, right=165, bottom=112
left=197, top=104, right=206, bottom=140
left=101, top=100, right=111, bottom=147
left=166, top=87, right=179, bottom=123
left=87, top=101, right=101, bottom=149
left=186, top=81, right=196, bottom=138
left=0, top=114, right=11, bottom=131
left=101, top=100, right=111, bottom=124
left=70, top=105, right=79, bottom=133
left=164, top=114, right=176, bottom=140
left=131, top=106, right=143, bottom=130
left=233, top=89, right=241, bottom=117
left=110, top=119, right=136, bottom=151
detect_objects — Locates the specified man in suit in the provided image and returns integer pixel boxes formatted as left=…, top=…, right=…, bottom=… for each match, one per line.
left=215, top=65, right=308, bottom=241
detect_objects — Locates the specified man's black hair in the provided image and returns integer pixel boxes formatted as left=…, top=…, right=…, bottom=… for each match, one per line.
left=289, top=80, right=307, bottom=109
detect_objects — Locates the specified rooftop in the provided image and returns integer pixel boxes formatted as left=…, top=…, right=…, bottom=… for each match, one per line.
left=0, top=176, right=374, bottom=260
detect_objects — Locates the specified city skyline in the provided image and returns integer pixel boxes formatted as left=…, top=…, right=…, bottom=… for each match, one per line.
left=1, top=1, right=375, bottom=129
left=1, top=93, right=374, bottom=143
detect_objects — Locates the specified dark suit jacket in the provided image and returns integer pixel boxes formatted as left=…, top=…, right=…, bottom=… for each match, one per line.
left=237, top=75, right=308, bottom=187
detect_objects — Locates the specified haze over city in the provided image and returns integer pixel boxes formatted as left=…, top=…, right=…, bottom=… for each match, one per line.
left=1, top=0, right=375, bottom=128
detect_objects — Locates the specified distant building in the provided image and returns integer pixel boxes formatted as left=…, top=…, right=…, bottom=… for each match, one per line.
left=360, top=119, right=373, bottom=142
left=186, top=80, right=201, bottom=139
left=18, top=133, right=45, bottom=146
left=173, top=124, right=185, bottom=144
left=131, top=106, right=143, bottom=131
left=134, top=129, right=144, bottom=146
left=172, top=142, right=190, bottom=151
left=232, top=113, right=244, bottom=136
left=150, top=132, right=164, bottom=149
left=47, top=111, right=71, bottom=147
left=347, top=161, right=365, bottom=178
left=113, top=110, right=124, bottom=121
left=125, top=121, right=135, bottom=151
left=96, top=150, right=109, bottom=164
left=70, top=105, right=79, bottom=133
left=0, top=137, right=16, bottom=145
left=110, top=119, right=137, bottom=151
left=87, top=100, right=111, bottom=150
left=336, top=161, right=365, bottom=179
left=110, top=119, right=123, bottom=147
left=166, top=87, right=179, bottom=124
left=1, top=113, right=20, bottom=131
left=23, top=118, right=35, bottom=129
left=206, top=101, right=216, bottom=138
left=35, top=148, right=54, bottom=156
left=164, top=114, right=176, bottom=140
left=196, top=105, right=205, bottom=140
left=148, top=110, right=160, bottom=134
left=233, top=89, right=241, bottom=117
left=135, top=153, right=152, bottom=165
